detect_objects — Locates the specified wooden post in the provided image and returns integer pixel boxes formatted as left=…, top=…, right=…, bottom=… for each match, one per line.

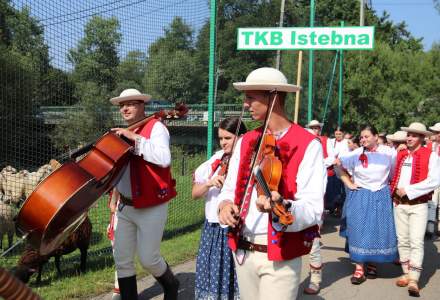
left=294, top=50, right=303, bottom=124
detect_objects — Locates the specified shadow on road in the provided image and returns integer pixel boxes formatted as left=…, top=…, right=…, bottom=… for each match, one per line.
left=139, top=272, right=195, bottom=300
left=419, top=237, right=440, bottom=289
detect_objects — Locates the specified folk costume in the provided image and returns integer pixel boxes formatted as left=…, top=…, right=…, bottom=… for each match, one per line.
left=218, top=67, right=326, bottom=300
left=193, top=150, right=239, bottom=300
left=110, top=89, right=179, bottom=300
left=303, top=120, right=333, bottom=294
left=327, top=137, right=348, bottom=214
left=426, top=123, right=440, bottom=237
left=391, top=122, right=440, bottom=294
left=339, top=144, right=398, bottom=263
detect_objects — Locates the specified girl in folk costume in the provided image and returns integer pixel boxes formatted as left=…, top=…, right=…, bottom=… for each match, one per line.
left=337, top=124, right=398, bottom=285
left=426, top=123, right=440, bottom=238
left=192, top=117, right=246, bottom=300
left=391, top=122, right=440, bottom=297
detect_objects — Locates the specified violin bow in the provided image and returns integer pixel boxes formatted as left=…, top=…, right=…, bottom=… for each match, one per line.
left=238, top=90, right=279, bottom=216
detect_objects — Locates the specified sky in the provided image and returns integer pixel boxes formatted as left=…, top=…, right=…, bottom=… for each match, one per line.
left=13, top=0, right=440, bottom=70
left=371, top=0, right=440, bottom=49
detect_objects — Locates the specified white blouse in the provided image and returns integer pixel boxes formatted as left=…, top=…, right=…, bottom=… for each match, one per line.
left=193, top=150, right=225, bottom=223
left=339, top=145, right=396, bottom=191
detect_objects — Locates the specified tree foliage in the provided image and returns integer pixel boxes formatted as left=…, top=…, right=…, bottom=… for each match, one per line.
left=53, top=16, right=121, bottom=149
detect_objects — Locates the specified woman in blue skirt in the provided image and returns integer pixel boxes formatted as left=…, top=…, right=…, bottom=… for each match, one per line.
left=192, top=117, right=246, bottom=300
left=337, top=124, right=398, bottom=285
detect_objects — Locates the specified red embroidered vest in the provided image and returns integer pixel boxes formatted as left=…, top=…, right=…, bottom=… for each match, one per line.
left=129, top=119, right=176, bottom=208
left=228, top=124, right=320, bottom=261
left=390, top=146, right=433, bottom=202
left=318, top=135, right=335, bottom=177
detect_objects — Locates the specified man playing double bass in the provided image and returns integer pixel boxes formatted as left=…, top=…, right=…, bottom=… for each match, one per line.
left=217, top=68, right=326, bottom=299
left=109, top=89, right=179, bottom=300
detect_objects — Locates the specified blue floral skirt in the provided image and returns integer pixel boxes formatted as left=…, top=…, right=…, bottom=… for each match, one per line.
left=195, top=220, right=239, bottom=300
left=340, top=186, right=398, bottom=263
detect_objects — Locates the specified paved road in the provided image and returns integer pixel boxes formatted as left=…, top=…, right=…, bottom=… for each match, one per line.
left=93, top=216, right=440, bottom=299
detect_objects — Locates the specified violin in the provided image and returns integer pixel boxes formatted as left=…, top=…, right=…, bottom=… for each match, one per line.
left=217, top=152, right=231, bottom=177
left=253, top=134, right=294, bottom=226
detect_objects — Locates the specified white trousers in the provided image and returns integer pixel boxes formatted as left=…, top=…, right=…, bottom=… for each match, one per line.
left=113, top=202, right=168, bottom=278
left=233, top=234, right=302, bottom=300
left=394, top=203, right=428, bottom=281
left=309, top=238, right=322, bottom=268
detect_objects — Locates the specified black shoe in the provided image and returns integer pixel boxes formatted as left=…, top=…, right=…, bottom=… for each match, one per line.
left=154, top=264, right=180, bottom=300
left=118, top=275, right=138, bottom=300
left=350, top=274, right=366, bottom=285
left=366, top=264, right=377, bottom=279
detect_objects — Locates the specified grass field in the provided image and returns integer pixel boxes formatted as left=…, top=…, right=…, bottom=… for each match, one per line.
left=0, top=149, right=207, bottom=299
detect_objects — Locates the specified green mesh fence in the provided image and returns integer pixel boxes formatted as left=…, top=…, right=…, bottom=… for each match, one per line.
left=0, top=0, right=217, bottom=273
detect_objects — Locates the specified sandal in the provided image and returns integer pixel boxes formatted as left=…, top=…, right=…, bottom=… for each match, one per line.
left=366, top=263, right=377, bottom=279
left=396, top=274, right=409, bottom=287
left=350, top=266, right=366, bottom=285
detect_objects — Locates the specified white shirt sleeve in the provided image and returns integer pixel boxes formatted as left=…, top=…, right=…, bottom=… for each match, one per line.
left=134, top=121, right=171, bottom=167
left=217, top=139, right=242, bottom=228
left=217, top=138, right=242, bottom=206
left=286, top=139, right=326, bottom=231
left=324, top=138, right=336, bottom=167
left=406, top=152, right=440, bottom=200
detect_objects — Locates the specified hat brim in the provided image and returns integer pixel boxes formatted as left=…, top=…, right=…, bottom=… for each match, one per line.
left=388, top=137, right=407, bottom=142
left=429, top=126, right=440, bottom=132
left=110, top=94, right=152, bottom=105
left=306, top=123, right=323, bottom=128
left=401, top=127, right=433, bottom=136
left=233, top=82, right=301, bottom=93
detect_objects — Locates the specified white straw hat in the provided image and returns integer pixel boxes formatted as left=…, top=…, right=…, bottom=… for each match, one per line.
left=401, top=122, right=433, bottom=136
left=388, top=130, right=407, bottom=142
left=306, top=120, right=323, bottom=128
left=110, top=89, right=151, bottom=105
left=233, top=67, right=301, bottom=93
left=429, top=122, right=440, bottom=133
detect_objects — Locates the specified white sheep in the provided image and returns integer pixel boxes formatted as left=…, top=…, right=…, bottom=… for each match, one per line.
left=1, top=171, right=27, bottom=205
left=0, top=201, right=16, bottom=251
left=23, top=164, right=53, bottom=198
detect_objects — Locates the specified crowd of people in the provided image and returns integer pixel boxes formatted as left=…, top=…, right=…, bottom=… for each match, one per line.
left=105, top=67, right=440, bottom=300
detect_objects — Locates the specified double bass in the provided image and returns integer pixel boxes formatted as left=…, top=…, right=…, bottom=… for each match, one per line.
left=16, top=104, right=188, bottom=255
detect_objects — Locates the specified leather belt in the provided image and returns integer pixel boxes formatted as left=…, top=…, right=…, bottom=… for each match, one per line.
left=120, top=194, right=133, bottom=206
left=237, top=239, right=267, bottom=253
left=393, top=193, right=428, bottom=205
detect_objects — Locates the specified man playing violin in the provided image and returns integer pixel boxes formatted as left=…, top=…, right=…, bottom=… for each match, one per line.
left=109, top=89, right=179, bottom=300
left=217, top=68, right=326, bottom=299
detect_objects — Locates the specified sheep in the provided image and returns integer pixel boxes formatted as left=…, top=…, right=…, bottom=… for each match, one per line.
left=0, top=201, right=16, bottom=251
left=23, top=164, right=53, bottom=198
left=1, top=170, right=27, bottom=205
left=1, top=166, right=17, bottom=175
left=12, top=216, right=92, bottom=284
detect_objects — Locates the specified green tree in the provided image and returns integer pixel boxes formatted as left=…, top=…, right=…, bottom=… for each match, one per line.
left=0, top=1, right=58, bottom=167
left=53, top=16, right=122, bottom=149
left=144, top=17, right=203, bottom=103
left=115, top=51, right=147, bottom=93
